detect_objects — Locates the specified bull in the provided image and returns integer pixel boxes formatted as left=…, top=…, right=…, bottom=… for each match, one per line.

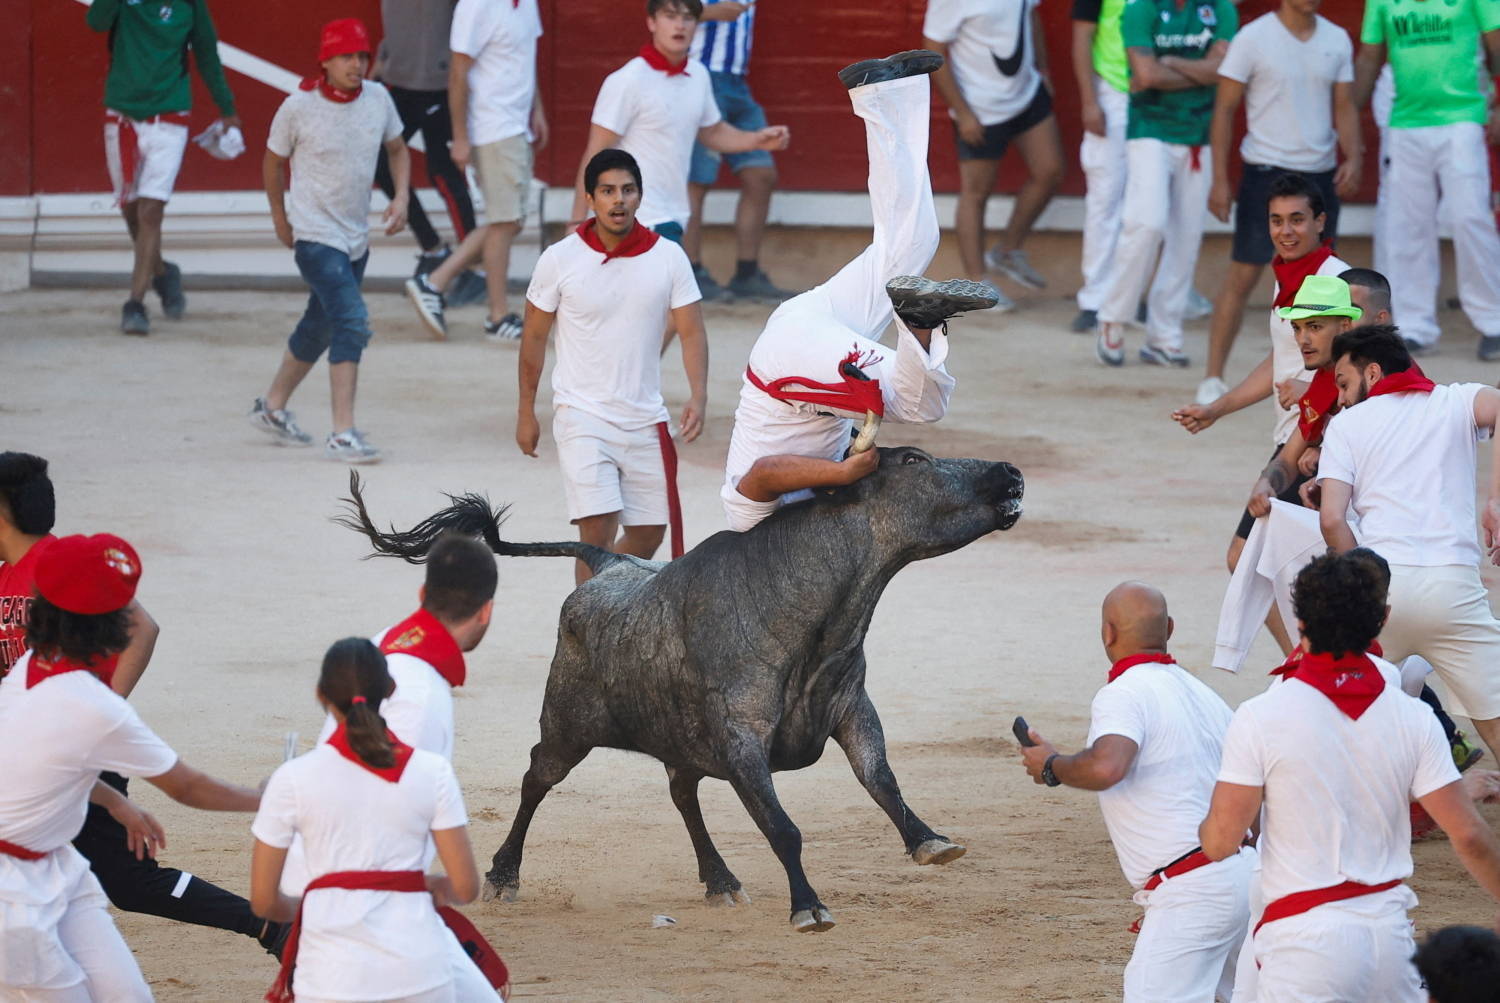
left=339, top=446, right=1023, bottom=932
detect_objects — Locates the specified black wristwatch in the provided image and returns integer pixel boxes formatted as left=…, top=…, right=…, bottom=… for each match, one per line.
left=1041, top=754, right=1062, bottom=787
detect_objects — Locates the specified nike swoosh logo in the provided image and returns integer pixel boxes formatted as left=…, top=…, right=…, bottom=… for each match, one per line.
left=991, top=4, right=1028, bottom=77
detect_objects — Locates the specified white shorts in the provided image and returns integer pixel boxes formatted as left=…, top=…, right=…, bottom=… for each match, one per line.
left=104, top=111, right=190, bottom=204
left=1380, top=564, right=1500, bottom=721
left=553, top=405, right=669, bottom=525
left=1126, top=848, right=1252, bottom=1003
left=1253, top=885, right=1423, bottom=1003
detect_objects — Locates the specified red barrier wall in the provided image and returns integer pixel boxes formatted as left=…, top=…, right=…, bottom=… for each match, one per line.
left=13, top=0, right=1378, bottom=202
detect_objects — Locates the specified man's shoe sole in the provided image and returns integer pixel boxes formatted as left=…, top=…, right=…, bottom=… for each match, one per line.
left=838, top=50, right=944, bottom=90
left=885, top=276, right=999, bottom=327
left=404, top=278, right=447, bottom=341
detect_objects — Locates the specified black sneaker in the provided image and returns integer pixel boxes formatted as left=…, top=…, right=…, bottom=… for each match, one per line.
left=885, top=276, right=999, bottom=330
left=152, top=261, right=186, bottom=319
left=1070, top=308, right=1098, bottom=333
left=1478, top=334, right=1500, bottom=362
left=484, top=313, right=523, bottom=341
left=120, top=299, right=150, bottom=336
left=838, top=50, right=944, bottom=90
left=446, top=268, right=489, bottom=308
left=727, top=268, right=793, bottom=303
left=404, top=275, right=447, bottom=339
left=693, top=263, right=730, bottom=302
left=414, top=246, right=451, bottom=277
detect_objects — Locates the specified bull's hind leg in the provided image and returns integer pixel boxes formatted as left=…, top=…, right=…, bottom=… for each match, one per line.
left=834, top=690, right=966, bottom=865
left=665, top=766, right=749, bottom=906
left=483, top=739, right=591, bottom=902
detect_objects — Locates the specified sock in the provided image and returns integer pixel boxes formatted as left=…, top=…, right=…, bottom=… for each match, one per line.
left=734, top=259, right=758, bottom=281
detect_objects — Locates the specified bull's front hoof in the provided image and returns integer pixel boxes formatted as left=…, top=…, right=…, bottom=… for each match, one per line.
left=706, top=888, right=752, bottom=907
left=481, top=878, right=519, bottom=903
left=912, top=838, right=967, bottom=866
left=790, top=906, right=836, bottom=933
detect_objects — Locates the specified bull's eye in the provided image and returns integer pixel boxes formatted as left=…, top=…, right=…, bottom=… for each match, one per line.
left=901, top=453, right=924, bottom=465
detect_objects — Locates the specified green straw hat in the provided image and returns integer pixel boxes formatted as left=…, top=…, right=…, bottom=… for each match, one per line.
left=1277, top=274, right=1363, bottom=320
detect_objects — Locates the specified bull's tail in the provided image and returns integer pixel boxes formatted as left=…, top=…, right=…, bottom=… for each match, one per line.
left=335, top=472, right=622, bottom=574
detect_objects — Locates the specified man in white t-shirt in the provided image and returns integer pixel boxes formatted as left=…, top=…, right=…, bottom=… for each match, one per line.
left=405, top=0, right=546, bottom=342
left=520, top=149, right=707, bottom=583
left=1199, top=551, right=1500, bottom=1001
left=1318, top=324, right=1500, bottom=766
left=1020, top=581, right=1252, bottom=1002
left=1197, top=0, right=1361, bottom=405
left=923, top=0, right=1064, bottom=311
left=248, top=19, right=408, bottom=465
left=570, top=0, right=788, bottom=247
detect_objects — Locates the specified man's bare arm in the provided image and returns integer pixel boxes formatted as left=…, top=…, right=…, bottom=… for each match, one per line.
left=1207, top=76, right=1245, bottom=221
left=697, top=120, right=790, bottom=155
left=736, top=451, right=878, bottom=503
left=1200, top=781, right=1262, bottom=860
left=1161, top=41, right=1230, bottom=86
left=670, top=301, right=709, bottom=443
left=1072, top=23, right=1106, bottom=137
left=1318, top=477, right=1358, bottom=552
left=1248, top=431, right=1308, bottom=517
left=1020, top=733, right=1139, bottom=792
left=1331, top=81, right=1363, bottom=197
left=1420, top=779, right=1500, bottom=903
left=515, top=301, right=557, bottom=457
left=1352, top=42, right=1385, bottom=109
left=1127, top=48, right=1197, bottom=92
left=263, top=150, right=293, bottom=248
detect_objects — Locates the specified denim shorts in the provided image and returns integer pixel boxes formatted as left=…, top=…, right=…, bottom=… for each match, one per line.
left=286, top=241, right=372, bottom=366
left=689, top=71, right=774, bottom=185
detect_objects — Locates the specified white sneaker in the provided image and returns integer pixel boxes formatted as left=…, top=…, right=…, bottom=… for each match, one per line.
left=1185, top=288, right=1214, bottom=321
left=247, top=397, right=312, bottom=446
left=985, top=247, right=1047, bottom=290
left=325, top=428, right=382, bottom=464
left=404, top=276, right=447, bottom=340
left=1096, top=322, right=1125, bottom=367
left=1195, top=376, right=1229, bottom=405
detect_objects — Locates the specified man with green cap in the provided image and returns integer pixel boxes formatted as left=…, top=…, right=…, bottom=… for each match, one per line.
left=1245, top=273, right=1361, bottom=519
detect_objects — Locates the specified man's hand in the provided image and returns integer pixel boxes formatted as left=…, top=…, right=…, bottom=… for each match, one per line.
left=516, top=410, right=541, bottom=457
left=426, top=874, right=458, bottom=909
left=1276, top=378, right=1310, bottom=411
left=1080, top=100, right=1105, bottom=137
left=382, top=194, right=408, bottom=236
left=220, top=114, right=242, bottom=130
left=531, top=105, right=550, bottom=151
left=107, top=797, right=166, bottom=861
left=1484, top=497, right=1500, bottom=564
left=1333, top=157, right=1361, bottom=198
left=754, top=125, right=791, bottom=151
left=956, top=109, right=987, bottom=146
left=1171, top=402, right=1217, bottom=434
left=1463, top=769, right=1500, bottom=803
left=1297, top=446, right=1321, bottom=479
left=836, top=447, right=879, bottom=485
left=1247, top=477, right=1276, bottom=518
left=273, top=217, right=294, bottom=249
left=1208, top=178, right=1233, bottom=223
left=451, top=136, right=472, bottom=174
left=1020, top=728, right=1060, bottom=785
left=679, top=397, right=705, bottom=443
left=1298, top=478, right=1321, bottom=510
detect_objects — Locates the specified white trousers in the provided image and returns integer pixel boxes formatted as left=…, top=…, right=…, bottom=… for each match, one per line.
left=1373, top=125, right=1393, bottom=280
left=1099, top=138, right=1212, bottom=350
left=1379, top=563, right=1500, bottom=721
left=1125, top=848, right=1252, bottom=1003
left=1077, top=81, right=1130, bottom=312
left=1385, top=122, right=1500, bottom=345
left=296, top=926, right=501, bottom=1003
left=103, top=112, right=189, bottom=205
left=1253, top=886, right=1424, bottom=1003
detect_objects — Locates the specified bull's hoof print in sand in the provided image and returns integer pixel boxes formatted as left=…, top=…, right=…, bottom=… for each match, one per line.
left=706, top=888, right=752, bottom=907
left=912, top=838, right=967, bottom=865
left=791, top=906, right=837, bottom=933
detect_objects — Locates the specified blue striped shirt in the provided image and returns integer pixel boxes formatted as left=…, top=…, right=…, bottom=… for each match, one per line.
left=690, top=0, right=755, bottom=76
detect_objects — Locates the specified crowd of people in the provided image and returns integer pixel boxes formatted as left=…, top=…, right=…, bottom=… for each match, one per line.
left=7, top=0, right=1500, bottom=998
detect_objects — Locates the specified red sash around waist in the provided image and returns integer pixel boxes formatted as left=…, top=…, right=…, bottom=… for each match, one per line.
left=1142, top=848, right=1213, bottom=891
left=0, top=838, right=45, bottom=861
left=1254, top=878, right=1403, bottom=937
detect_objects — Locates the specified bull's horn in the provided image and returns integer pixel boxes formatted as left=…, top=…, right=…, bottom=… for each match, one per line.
left=851, top=409, right=881, bottom=454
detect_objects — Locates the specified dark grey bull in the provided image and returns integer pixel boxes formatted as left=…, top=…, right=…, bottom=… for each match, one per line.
left=340, top=447, right=1022, bottom=931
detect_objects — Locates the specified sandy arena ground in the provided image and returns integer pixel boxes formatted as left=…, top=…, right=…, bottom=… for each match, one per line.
left=2, top=239, right=1499, bottom=1001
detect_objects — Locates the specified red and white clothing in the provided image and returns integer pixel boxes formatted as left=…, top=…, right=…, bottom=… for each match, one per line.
left=0, top=535, right=55, bottom=676
left=104, top=112, right=190, bottom=205
left=589, top=50, right=721, bottom=229
left=1217, top=659, right=1458, bottom=1001
left=1319, top=381, right=1500, bottom=719
left=1089, top=656, right=1252, bottom=1002
left=0, top=653, right=178, bottom=1000
left=1268, top=249, right=1350, bottom=445
left=721, top=74, right=947, bottom=531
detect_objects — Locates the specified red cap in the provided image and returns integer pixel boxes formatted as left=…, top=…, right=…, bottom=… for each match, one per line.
left=34, top=534, right=141, bottom=615
left=318, top=18, right=371, bottom=63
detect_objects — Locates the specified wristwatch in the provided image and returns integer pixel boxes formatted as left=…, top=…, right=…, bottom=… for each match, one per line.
left=1041, top=754, right=1062, bottom=787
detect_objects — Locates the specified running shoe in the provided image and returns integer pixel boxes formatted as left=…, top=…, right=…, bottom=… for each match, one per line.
left=1453, top=731, right=1485, bottom=772
left=1195, top=376, right=1229, bottom=405
left=247, top=397, right=313, bottom=446
left=727, top=268, right=794, bottom=303
left=985, top=247, right=1046, bottom=290
left=153, top=261, right=186, bottom=319
left=1070, top=309, right=1097, bottom=333
left=1186, top=288, right=1214, bottom=321
left=404, top=275, right=447, bottom=340
left=885, top=276, right=1001, bottom=329
left=1479, top=334, right=1500, bottom=362
left=693, top=263, right=730, bottom=302
left=838, top=50, right=944, bottom=89
left=1096, top=322, right=1125, bottom=367
left=1139, top=344, right=1190, bottom=368
left=326, top=428, right=382, bottom=464
left=484, top=313, right=523, bottom=341
left=120, top=299, right=150, bottom=336
left=414, top=246, right=451, bottom=276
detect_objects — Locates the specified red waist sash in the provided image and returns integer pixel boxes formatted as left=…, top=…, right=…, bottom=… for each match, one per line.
left=1254, top=878, right=1403, bottom=937
left=1143, top=848, right=1213, bottom=891
left=0, top=838, right=45, bottom=861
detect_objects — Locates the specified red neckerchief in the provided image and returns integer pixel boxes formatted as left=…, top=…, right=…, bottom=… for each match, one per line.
left=379, top=608, right=466, bottom=688
left=1272, top=242, right=1335, bottom=309
left=25, top=651, right=117, bottom=690
left=638, top=42, right=690, bottom=75
left=299, top=75, right=363, bottom=103
left=325, top=721, right=415, bottom=782
left=1270, top=639, right=1382, bottom=678
left=1291, top=651, right=1385, bottom=719
left=1296, top=367, right=1340, bottom=445
left=576, top=219, right=660, bottom=263
left=1367, top=365, right=1435, bottom=399
left=1107, top=652, right=1176, bottom=684
left=746, top=346, right=887, bottom=418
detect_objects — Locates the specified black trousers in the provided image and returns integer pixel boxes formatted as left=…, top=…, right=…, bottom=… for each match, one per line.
left=1420, top=685, right=1462, bottom=746
left=375, top=85, right=477, bottom=253
left=70, top=772, right=264, bottom=940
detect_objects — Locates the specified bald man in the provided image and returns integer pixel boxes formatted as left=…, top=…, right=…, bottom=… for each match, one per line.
left=1020, top=582, right=1253, bottom=1002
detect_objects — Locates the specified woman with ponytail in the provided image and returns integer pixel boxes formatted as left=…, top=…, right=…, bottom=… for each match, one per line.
left=250, top=638, right=502, bottom=1002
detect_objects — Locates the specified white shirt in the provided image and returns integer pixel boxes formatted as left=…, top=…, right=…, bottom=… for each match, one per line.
left=253, top=746, right=467, bottom=1001
left=1318, top=382, right=1487, bottom=567
left=266, top=83, right=403, bottom=259
left=0, top=654, right=177, bottom=853
left=1086, top=661, right=1234, bottom=890
left=527, top=229, right=701, bottom=429
left=1217, top=676, right=1458, bottom=904
left=922, top=0, right=1043, bottom=127
left=449, top=0, right=542, bottom=146
left=1268, top=253, right=1351, bottom=445
left=591, top=56, right=722, bottom=228
left=1217, top=13, right=1353, bottom=172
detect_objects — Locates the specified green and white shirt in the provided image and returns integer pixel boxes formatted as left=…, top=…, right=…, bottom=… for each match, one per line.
left=1121, top=0, right=1238, bottom=145
left=1362, top=0, right=1500, bottom=129
left=85, top=0, right=235, bottom=121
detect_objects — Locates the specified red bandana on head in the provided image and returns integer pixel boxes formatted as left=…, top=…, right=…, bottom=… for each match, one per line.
left=639, top=42, right=690, bottom=75
left=325, top=721, right=415, bottom=782
left=379, top=608, right=466, bottom=688
left=576, top=219, right=660, bottom=263
left=1107, top=652, right=1175, bottom=684
left=1291, top=651, right=1385, bottom=719
left=1272, top=242, right=1335, bottom=309
left=1367, top=365, right=1435, bottom=399
left=299, top=76, right=362, bottom=103
left=25, top=652, right=118, bottom=690
left=1296, top=367, right=1340, bottom=445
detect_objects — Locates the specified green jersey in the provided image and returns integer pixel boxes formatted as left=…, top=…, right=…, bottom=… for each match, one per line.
left=1121, top=0, right=1238, bottom=145
left=1362, top=0, right=1500, bottom=128
left=86, top=0, right=236, bottom=121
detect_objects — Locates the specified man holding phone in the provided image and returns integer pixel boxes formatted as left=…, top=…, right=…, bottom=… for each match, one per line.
left=1018, top=581, right=1252, bottom=1002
